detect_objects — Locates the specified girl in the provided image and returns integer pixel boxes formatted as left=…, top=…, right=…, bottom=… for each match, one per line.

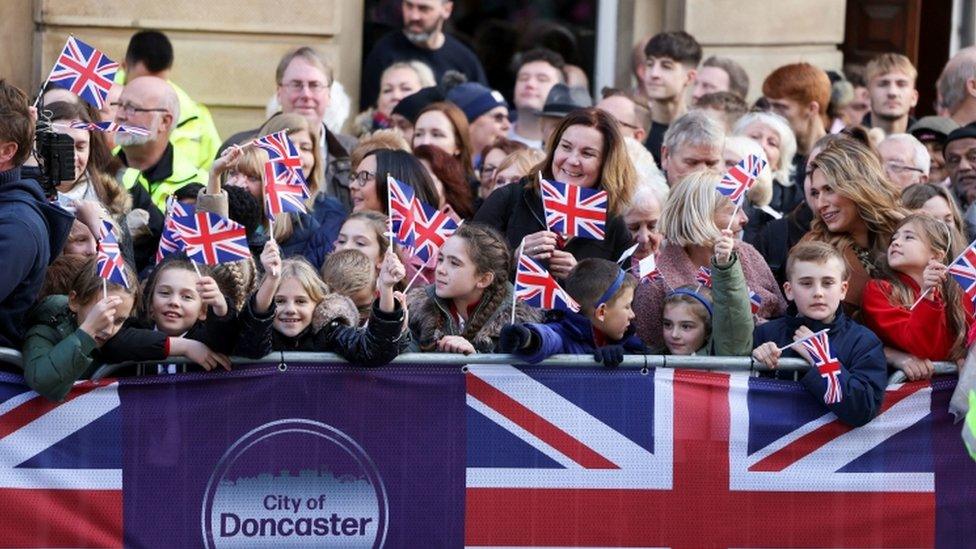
left=237, top=242, right=406, bottom=365
left=659, top=229, right=754, bottom=356
left=408, top=223, right=540, bottom=354
left=21, top=258, right=221, bottom=401
left=901, top=183, right=966, bottom=257
left=862, top=214, right=974, bottom=378
left=333, top=211, right=389, bottom=273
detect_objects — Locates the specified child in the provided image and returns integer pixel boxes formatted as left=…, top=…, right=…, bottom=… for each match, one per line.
left=333, top=211, right=388, bottom=273
left=498, top=258, right=645, bottom=367
left=21, top=258, right=221, bottom=401
left=861, top=214, right=973, bottom=378
left=321, top=249, right=377, bottom=325
left=752, top=241, right=887, bottom=426
left=408, top=223, right=539, bottom=354
left=660, top=229, right=754, bottom=355
left=237, top=241, right=406, bottom=365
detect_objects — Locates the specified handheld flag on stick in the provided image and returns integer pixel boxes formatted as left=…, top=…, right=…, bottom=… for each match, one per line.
left=171, top=212, right=250, bottom=266
left=96, top=220, right=129, bottom=297
left=748, top=289, right=763, bottom=315
left=539, top=176, right=608, bottom=240
left=695, top=266, right=712, bottom=292
left=156, top=199, right=194, bottom=263
left=799, top=330, right=844, bottom=404
left=44, top=36, right=119, bottom=109
left=716, top=154, right=767, bottom=231
left=637, top=253, right=661, bottom=284
left=252, top=131, right=308, bottom=188
left=66, top=121, right=150, bottom=136
left=515, top=254, right=580, bottom=313
left=410, top=202, right=459, bottom=264
left=936, top=240, right=976, bottom=310
left=387, top=175, right=417, bottom=251
left=263, top=163, right=310, bottom=220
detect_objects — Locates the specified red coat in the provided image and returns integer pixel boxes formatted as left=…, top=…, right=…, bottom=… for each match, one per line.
left=861, top=273, right=973, bottom=360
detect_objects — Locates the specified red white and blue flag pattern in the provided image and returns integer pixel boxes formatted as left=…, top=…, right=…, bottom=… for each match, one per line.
left=514, top=254, right=579, bottom=312
left=748, top=288, right=763, bottom=314
left=695, top=266, right=712, bottom=288
left=410, top=201, right=459, bottom=264
left=800, top=330, right=844, bottom=404
left=47, top=36, right=119, bottom=109
left=636, top=253, right=660, bottom=283
left=540, top=177, right=608, bottom=240
left=387, top=176, right=418, bottom=249
left=252, top=131, right=308, bottom=188
left=263, top=164, right=310, bottom=220
left=171, top=211, right=250, bottom=265
left=156, top=199, right=194, bottom=263
left=95, top=221, right=128, bottom=288
left=68, top=121, right=150, bottom=136
left=949, top=242, right=976, bottom=305
left=716, top=153, right=767, bottom=203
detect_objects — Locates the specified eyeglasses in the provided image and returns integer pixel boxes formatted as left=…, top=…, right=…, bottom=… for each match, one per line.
left=111, top=102, right=169, bottom=115
left=350, top=170, right=376, bottom=188
left=884, top=162, right=924, bottom=175
left=279, top=80, right=330, bottom=94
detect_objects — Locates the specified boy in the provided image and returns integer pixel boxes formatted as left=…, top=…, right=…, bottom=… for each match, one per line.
left=499, top=258, right=645, bottom=367
left=641, top=31, right=702, bottom=165
left=752, top=242, right=886, bottom=427
left=320, top=249, right=377, bottom=325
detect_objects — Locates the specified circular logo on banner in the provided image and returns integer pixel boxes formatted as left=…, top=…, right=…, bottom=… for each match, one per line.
left=201, top=419, right=388, bottom=548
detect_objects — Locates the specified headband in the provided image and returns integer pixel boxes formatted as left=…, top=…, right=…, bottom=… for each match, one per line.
left=597, top=269, right=628, bottom=308
left=667, top=288, right=713, bottom=318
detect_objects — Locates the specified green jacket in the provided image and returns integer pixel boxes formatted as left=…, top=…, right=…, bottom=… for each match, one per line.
left=169, top=81, right=221, bottom=171
left=20, top=295, right=97, bottom=402
left=707, top=252, right=755, bottom=356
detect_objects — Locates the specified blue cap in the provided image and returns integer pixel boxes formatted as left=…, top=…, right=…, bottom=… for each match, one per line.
left=447, top=82, right=508, bottom=122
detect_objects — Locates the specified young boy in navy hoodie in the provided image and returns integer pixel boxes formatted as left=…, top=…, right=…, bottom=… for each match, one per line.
left=499, top=258, right=646, bottom=367
left=752, top=241, right=887, bottom=426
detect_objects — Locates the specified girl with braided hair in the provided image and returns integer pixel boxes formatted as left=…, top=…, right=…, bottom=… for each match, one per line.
left=407, top=223, right=541, bottom=354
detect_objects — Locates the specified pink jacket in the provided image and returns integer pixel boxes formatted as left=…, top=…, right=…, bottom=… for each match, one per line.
left=634, top=240, right=787, bottom=349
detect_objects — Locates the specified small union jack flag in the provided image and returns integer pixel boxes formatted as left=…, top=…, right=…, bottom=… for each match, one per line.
left=410, top=201, right=459, bottom=264
left=695, top=266, right=712, bottom=288
left=252, top=131, right=308, bottom=187
left=636, top=254, right=661, bottom=283
left=156, top=199, right=194, bottom=263
left=96, top=221, right=129, bottom=288
left=540, top=177, right=608, bottom=240
left=68, top=121, right=149, bottom=136
left=716, top=154, right=767, bottom=203
left=949, top=242, right=976, bottom=306
left=387, top=176, right=417, bottom=249
left=47, top=36, right=119, bottom=109
left=171, top=212, right=250, bottom=265
left=748, top=289, right=763, bottom=315
left=800, top=330, right=843, bottom=404
left=263, top=163, right=309, bottom=220
left=515, top=255, right=579, bottom=312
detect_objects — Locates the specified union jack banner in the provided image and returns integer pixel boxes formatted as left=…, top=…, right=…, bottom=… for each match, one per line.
left=171, top=211, right=250, bottom=265
left=68, top=121, right=150, bottom=136
left=46, top=36, right=119, bottom=109
left=695, top=266, right=712, bottom=288
left=800, top=330, right=844, bottom=404
left=410, top=201, right=459, bottom=264
left=387, top=176, right=417, bottom=249
left=716, top=154, right=767, bottom=203
left=748, top=289, right=763, bottom=314
left=949, top=241, right=976, bottom=305
left=540, top=177, right=608, bottom=240
left=252, top=131, right=308, bottom=187
left=514, top=254, right=579, bottom=312
left=263, top=163, right=309, bottom=220
left=156, top=199, right=194, bottom=263
left=95, top=221, right=129, bottom=288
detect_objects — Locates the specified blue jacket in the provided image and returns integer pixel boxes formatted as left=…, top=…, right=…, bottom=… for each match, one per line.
left=516, top=309, right=647, bottom=364
left=303, top=194, right=347, bottom=269
left=0, top=168, right=73, bottom=347
left=753, top=310, right=887, bottom=427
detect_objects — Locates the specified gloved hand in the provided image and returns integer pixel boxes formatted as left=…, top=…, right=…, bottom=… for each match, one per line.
left=593, top=345, right=625, bottom=368
left=499, top=324, right=532, bottom=353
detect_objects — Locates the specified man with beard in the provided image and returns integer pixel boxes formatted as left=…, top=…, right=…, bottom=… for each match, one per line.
left=861, top=53, right=918, bottom=135
left=360, top=0, right=487, bottom=111
left=944, top=123, right=976, bottom=239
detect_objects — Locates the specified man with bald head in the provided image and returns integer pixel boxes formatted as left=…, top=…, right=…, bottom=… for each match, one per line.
left=938, top=46, right=976, bottom=126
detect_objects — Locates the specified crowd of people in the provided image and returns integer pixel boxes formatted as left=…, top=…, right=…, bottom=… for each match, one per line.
left=2, top=3, right=976, bottom=428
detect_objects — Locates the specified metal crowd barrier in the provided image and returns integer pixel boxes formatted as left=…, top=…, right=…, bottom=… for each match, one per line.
left=0, top=347, right=958, bottom=385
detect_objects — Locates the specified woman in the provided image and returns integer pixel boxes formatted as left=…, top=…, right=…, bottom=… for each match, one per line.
left=901, top=183, right=966, bottom=255
left=803, top=136, right=906, bottom=316
left=348, top=148, right=440, bottom=215
left=478, top=138, right=526, bottom=200
left=412, top=102, right=477, bottom=181
left=352, top=61, right=435, bottom=138
left=633, top=170, right=786, bottom=349
left=733, top=112, right=799, bottom=241
left=621, top=183, right=665, bottom=265
left=412, top=144, right=475, bottom=219
left=473, top=108, right=636, bottom=276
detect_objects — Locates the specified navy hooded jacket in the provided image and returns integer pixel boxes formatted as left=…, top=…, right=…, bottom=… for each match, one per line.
left=515, top=309, right=647, bottom=364
left=0, top=167, right=74, bottom=347
left=753, top=309, right=887, bottom=427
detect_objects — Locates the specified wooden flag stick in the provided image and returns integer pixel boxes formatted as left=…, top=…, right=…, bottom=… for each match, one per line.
left=777, top=328, right=829, bottom=352
left=511, top=239, right=525, bottom=325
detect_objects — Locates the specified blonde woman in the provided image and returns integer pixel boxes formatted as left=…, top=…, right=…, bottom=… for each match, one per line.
left=803, top=136, right=906, bottom=316
left=632, top=170, right=787, bottom=349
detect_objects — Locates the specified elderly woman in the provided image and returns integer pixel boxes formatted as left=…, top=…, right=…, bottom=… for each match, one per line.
left=802, top=136, right=906, bottom=316
left=622, top=184, right=665, bottom=264
left=473, top=107, right=637, bottom=277
left=633, top=171, right=786, bottom=349
left=733, top=112, right=799, bottom=237
left=352, top=60, right=435, bottom=137
left=722, top=135, right=773, bottom=243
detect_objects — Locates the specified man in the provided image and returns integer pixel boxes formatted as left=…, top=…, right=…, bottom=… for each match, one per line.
left=509, top=48, right=566, bottom=149
left=0, top=80, right=73, bottom=347
left=691, top=56, right=750, bottom=104
left=446, top=82, right=510, bottom=166
left=862, top=53, right=918, bottom=135
left=122, top=30, right=221, bottom=170
left=641, top=31, right=702, bottom=166
left=360, top=0, right=487, bottom=111
left=659, top=110, right=725, bottom=188
left=115, top=76, right=200, bottom=269
left=536, top=83, right=592, bottom=149
left=877, top=134, right=929, bottom=189
left=631, top=37, right=651, bottom=104
left=762, top=62, right=831, bottom=186
left=909, top=116, right=959, bottom=184
left=596, top=88, right=651, bottom=142
left=937, top=46, right=976, bottom=126
left=223, top=47, right=356, bottom=211
left=943, top=123, right=976, bottom=239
